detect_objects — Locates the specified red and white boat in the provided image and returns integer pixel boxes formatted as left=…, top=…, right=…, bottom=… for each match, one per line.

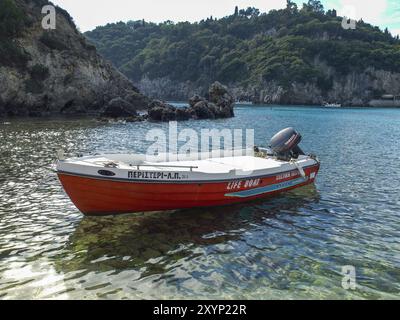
left=57, top=128, right=320, bottom=216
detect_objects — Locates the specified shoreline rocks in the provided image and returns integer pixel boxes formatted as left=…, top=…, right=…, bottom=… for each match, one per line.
left=147, top=100, right=178, bottom=122
left=100, top=98, right=138, bottom=118
left=147, top=82, right=235, bottom=122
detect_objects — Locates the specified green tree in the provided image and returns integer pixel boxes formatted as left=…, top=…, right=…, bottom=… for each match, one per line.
left=326, top=9, right=337, bottom=17
left=286, top=0, right=298, bottom=14
left=303, top=0, right=324, bottom=13
left=0, top=0, right=30, bottom=68
left=239, top=7, right=260, bottom=17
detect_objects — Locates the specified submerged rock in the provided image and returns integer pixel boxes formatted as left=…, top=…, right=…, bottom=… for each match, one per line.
left=176, top=107, right=192, bottom=121
left=101, top=98, right=137, bottom=118
left=126, top=114, right=147, bottom=122
left=189, top=95, right=206, bottom=108
left=191, top=100, right=215, bottom=119
left=147, top=100, right=177, bottom=122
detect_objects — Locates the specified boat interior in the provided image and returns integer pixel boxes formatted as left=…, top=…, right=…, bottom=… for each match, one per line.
left=60, top=149, right=311, bottom=174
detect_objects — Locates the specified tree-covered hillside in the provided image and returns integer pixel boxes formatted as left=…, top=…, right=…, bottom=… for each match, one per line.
left=85, top=0, right=400, bottom=104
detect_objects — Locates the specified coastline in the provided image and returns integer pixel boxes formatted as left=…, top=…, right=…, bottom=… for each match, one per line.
left=2, top=103, right=400, bottom=122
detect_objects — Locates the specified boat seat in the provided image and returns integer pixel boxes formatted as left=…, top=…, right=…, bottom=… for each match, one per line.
left=128, top=159, right=145, bottom=166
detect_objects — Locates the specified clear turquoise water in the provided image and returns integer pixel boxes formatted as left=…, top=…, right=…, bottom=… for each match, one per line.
left=0, top=105, right=399, bottom=299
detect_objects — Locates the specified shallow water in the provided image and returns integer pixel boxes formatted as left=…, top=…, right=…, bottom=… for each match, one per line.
left=0, top=105, right=399, bottom=299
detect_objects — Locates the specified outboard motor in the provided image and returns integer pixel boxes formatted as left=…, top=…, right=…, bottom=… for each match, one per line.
left=270, top=127, right=305, bottom=161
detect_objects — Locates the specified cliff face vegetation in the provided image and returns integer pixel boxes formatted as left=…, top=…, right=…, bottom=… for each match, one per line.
left=0, top=0, right=150, bottom=118
left=86, top=1, right=400, bottom=105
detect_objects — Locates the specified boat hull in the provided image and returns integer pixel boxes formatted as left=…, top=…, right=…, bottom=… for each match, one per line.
left=58, top=163, right=320, bottom=216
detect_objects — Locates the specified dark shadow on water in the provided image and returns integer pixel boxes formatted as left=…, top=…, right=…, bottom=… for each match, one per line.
left=56, top=185, right=320, bottom=276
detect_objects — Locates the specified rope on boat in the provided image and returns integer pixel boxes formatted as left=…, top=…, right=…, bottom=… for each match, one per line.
left=291, top=160, right=306, bottom=178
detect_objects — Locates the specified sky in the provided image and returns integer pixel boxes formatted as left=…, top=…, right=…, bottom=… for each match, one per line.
left=51, top=0, right=400, bottom=36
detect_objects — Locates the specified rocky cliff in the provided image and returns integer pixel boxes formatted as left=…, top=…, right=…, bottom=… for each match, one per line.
left=136, top=67, right=400, bottom=106
left=234, top=68, right=400, bottom=106
left=0, top=0, right=150, bottom=118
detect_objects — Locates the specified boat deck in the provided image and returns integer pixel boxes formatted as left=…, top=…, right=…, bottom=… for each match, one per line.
left=63, top=154, right=311, bottom=174
left=150, top=156, right=284, bottom=173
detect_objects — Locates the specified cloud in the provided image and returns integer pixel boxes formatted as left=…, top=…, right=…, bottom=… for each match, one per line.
left=324, top=0, right=399, bottom=34
left=50, top=0, right=287, bottom=32
left=384, top=0, right=400, bottom=33
left=328, top=0, right=387, bottom=24
left=391, top=29, right=400, bottom=37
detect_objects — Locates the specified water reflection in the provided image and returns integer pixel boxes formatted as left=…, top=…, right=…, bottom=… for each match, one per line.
left=58, top=186, right=320, bottom=276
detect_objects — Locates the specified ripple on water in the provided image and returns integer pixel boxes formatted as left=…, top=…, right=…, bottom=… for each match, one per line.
left=1, top=109, right=400, bottom=299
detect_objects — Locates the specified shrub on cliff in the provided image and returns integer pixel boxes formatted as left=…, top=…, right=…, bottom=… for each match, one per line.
left=40, top=32, right=69, bottom=51
left=23, top=64, right=50, bottom=94
left=24, top=78, right=44, bottom=94
left=0, top=0, right=30, bottom=68
left=0, top=0, right=26, bottom=38
left=0, top=40, right=30, bottom=68
left=30, top=64, right=50, bottom=80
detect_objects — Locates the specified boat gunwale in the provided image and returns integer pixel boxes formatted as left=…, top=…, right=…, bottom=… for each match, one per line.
left=56, top=163, right=319, bottom=184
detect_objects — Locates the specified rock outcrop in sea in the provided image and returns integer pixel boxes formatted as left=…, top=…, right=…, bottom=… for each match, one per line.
left=0, top=0, right=150, bottom=118
left=147, top=82, right=235, bottom=122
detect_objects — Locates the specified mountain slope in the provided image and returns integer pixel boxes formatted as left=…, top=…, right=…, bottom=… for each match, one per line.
left=85, top=2, right=400, bottom=105
left=0, top=0, right=149, bottom=118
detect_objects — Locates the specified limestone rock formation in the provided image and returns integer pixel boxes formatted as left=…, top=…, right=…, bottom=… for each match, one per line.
left=0, top=0, right=150, bottom=118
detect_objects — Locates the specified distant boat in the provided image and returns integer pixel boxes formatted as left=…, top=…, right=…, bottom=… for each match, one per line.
left=323, top=102, right=342, bottom=108
left=235, top=100, right=253, bottom=105
left=369, top=95, right=400, bottom=107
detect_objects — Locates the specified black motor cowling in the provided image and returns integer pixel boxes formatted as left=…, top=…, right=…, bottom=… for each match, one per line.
left=270, top=127, right=305, bottom=161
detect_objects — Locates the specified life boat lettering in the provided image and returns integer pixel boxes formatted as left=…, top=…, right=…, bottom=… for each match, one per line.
left=276, top=170, right=299, bottom=181
left=227, top=178, right=261, bottom=190
left=128, top=171, right=184, bottom=180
